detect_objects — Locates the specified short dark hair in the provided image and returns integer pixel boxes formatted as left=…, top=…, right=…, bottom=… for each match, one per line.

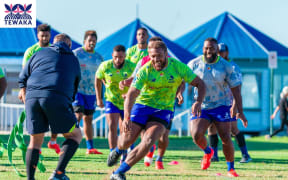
left=84, top=30, right=97, bottom=41
left=149, top=36, right=162, bottom=42
left=137, top=27, right=148, bottom=34
left=37, top=24, right=51, bottom=34
left=148, top=41, right=167, bottom=52
left=204, top=37, right=218, bottom=44
left=113, top=45, right=126, bottom=52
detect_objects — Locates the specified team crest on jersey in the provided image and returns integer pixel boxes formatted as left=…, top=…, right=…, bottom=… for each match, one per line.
left=116, top=70, right=120, bottom=74
left=151, top=78, right=156, bottom=82
left=123, top=72, right=128, bottom=77
left=160, top=72, right=164, bottom=77
left=108, top=73, right=113, bottom=76
left=168, top=75, right=175, bottom=83
left=207, top=66, right=211, bottom=70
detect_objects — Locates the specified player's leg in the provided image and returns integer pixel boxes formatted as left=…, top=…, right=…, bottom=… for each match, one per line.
left=269, top=117, right=286, bottom=138
left=107, top=122, right=143, bottom=167
left=83, top=95, right=102, bottom=154
left=231, top=120, right=251, bottom=163
left=190, top=117, right=213, bottom=170
left=47, top=133, right=61, bottom=154
left=106, top=113, right=120, bottom=150
left=25, top=98, right=47, bottom=180
left=214, top=120, right=239, bottom=177
left=208, top=123, right=219, bottom=162
left=111, top=121, right=165, bottom=179
left=44, top=95, right=82, bottom=180
left=155, top=128, right=169, bottom=169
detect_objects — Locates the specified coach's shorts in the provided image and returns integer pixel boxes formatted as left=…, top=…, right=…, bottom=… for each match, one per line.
left=25, top=95, right=78, bottom=135
left=72, top=92, right=96, bottom=115
left=131, top=104, right=173, bottom=129
left=105, top=101, right=124, bottom=119
left=190, top=105, right=233, bottom=122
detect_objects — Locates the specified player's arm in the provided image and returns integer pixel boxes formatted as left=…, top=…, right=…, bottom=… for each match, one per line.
left=123, top=87, right=140, bottom=132
left=0, top=77, right=7, bottom=99
left=231, top=85, right=248, bottom=127
left=271, top=106, right=280, bottom=119
left=95, top=76, right=104, bottom=108
left=176, top=81, right=185, bottom=105
left=119, top=60, right=141, bottom=90
left=189, top=76, right=206, bottom=116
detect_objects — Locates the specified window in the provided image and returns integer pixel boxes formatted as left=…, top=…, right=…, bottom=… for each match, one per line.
left=242, top=73, right=261, bottom=109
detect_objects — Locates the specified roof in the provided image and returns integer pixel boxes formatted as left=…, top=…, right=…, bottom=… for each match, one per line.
left=96, top=18, right=196, bottom=63
left=175, top=12, right=288, bottom=59
left=0, top=19, right=81, bottom=55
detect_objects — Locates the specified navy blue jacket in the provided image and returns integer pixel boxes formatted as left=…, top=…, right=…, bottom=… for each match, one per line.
left=19, top=42, right=81, bottom=102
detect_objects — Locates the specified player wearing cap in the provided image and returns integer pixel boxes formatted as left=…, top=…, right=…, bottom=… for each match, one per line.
left=188, top=38, right=248, bottom=177
left=208, top=43, right=252, bottom=163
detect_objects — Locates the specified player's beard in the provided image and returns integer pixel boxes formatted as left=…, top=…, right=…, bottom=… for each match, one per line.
left=114, top=61, right=124, bottom=69
left=204, top=53, right=217, bottom=63
left=42, top=41, right=49, bottom=47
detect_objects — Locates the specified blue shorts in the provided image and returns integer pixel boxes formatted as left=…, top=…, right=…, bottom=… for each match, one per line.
left=190, top=105, right=233, bottom=122
left=72, top=92, right=96, bottom=115
left=25, top=95, right=78, bottom=135
left=105, top=101, right=124, bottom=119
left=131, top=104, right=173, bottom=129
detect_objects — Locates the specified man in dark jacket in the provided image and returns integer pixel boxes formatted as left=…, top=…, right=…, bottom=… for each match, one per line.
left=18, top=33, right=82, bottom=180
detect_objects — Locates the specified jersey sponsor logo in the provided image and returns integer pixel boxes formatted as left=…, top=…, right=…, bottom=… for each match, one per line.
left=160, top=72, right=164, bottom=77
left=80, top=64, right=86, bottom=67
left=123, top=72, right=128, bottom=77
left=116, top=70, right=120, bottom=74
left=151, top=78, right=156, bottom=82
left=207, top=66, right=211, bottom=70
left=168, top=75, right=175, bottom=83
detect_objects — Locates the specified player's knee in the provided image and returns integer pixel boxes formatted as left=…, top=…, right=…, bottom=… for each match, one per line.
left=219, top=134, right=231, bottom=144
left=142, top=136, right=154, bottom=149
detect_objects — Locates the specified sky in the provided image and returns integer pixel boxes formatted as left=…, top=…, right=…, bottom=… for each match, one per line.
left=37, top=0, right=288, bottom=47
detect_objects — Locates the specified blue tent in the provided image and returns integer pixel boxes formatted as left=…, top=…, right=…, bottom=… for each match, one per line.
left=175, top=12, right=288, bottom=59
left=0, top=19, right=81, bottom=55
left=96, top=18, right=195, bottom=64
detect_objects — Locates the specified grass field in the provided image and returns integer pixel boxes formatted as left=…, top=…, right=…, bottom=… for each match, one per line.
left=0, top=135, right=288, bottom=180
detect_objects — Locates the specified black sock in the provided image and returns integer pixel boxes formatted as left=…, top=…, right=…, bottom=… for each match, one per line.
left=235, top=132, right=246, bottom=147
left=209, top=134, right=219, bottom=148
left=26, top=148, right=40, bottom=180
left=56, top=139, right=79, bottom=173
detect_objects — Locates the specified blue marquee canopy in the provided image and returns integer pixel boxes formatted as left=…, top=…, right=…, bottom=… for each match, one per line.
left=96, top=18, right=195, bottom=64
left=175, top=12, right=288, bottom=59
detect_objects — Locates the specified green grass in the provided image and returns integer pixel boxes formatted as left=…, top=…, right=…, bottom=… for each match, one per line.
left=0, top=135, right=288, bottom=179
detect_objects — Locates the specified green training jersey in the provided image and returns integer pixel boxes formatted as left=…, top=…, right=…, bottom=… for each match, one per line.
left=126, top=45, right=148, bottom=64
left=22, top=43, right=42, bottom=66
left=0, top=68, right=5, bottom=78
left=96, top=60, right=135, bottom=110
left=132, top=57, right=197, bottom=111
